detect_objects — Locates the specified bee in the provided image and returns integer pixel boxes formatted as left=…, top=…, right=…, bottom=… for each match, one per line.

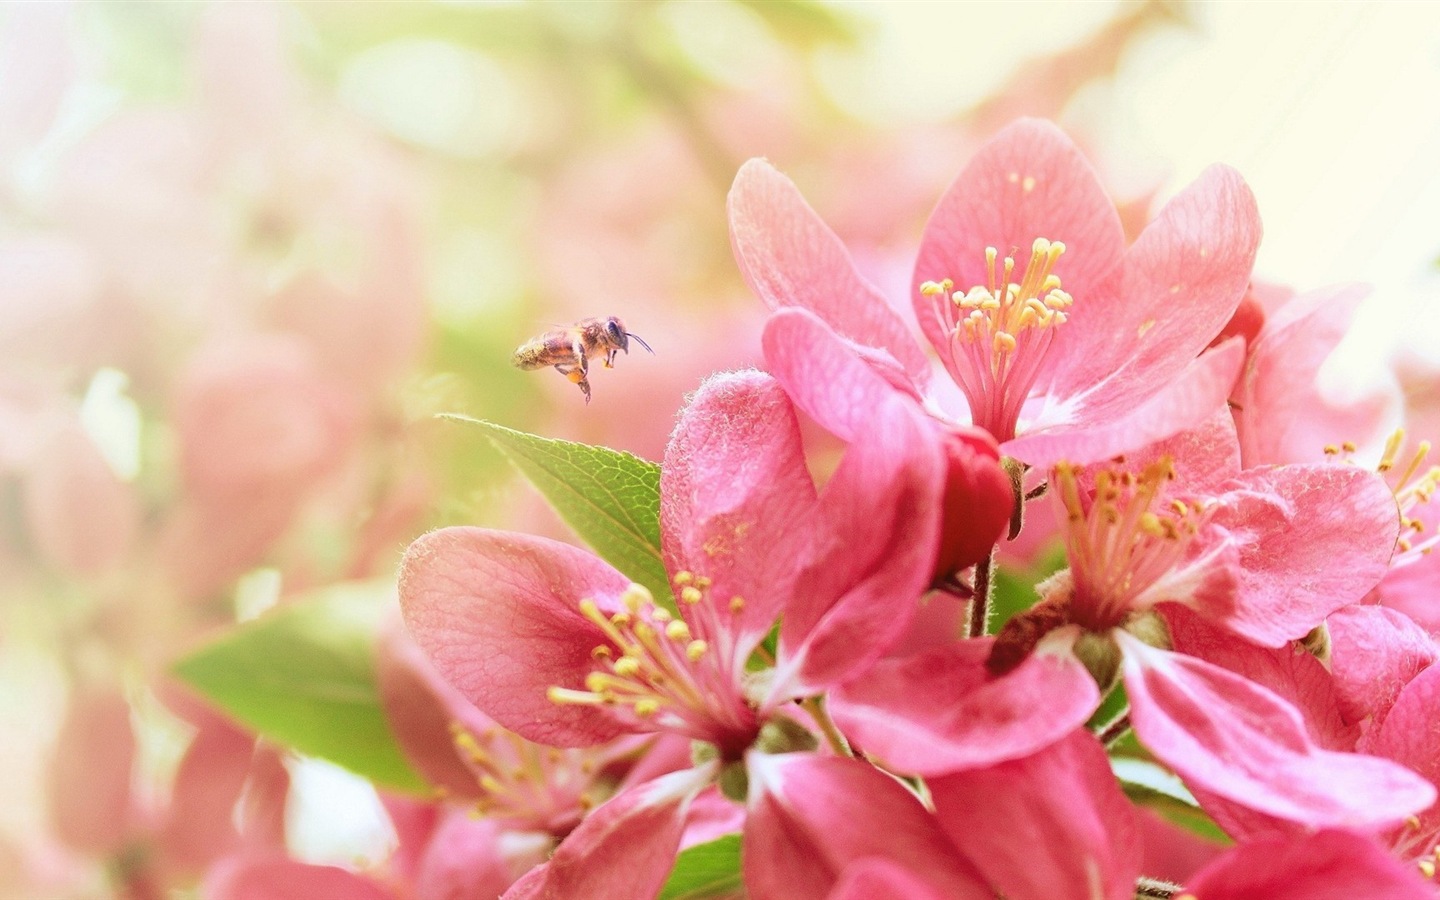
left=512, top=316, right=654, bottom=403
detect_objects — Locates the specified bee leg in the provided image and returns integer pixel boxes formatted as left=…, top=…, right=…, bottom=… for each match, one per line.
left=573, top=336, right=589, bottom=378
left=603, top=349, right=617, bottom=368
left=555, top=364, right=593, bottom=403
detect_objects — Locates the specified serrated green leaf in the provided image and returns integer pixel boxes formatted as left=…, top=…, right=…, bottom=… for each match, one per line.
left=442, top=415, right=675, bottom=611
left=173, top=580, right=427, bottom=794
left=659, top=833, right=743, bottom=900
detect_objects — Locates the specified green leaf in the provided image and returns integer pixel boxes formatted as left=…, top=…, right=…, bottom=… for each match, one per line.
left=659, top=833, right=743, bottom=900
left=173, top=580, right=427, bottom=794
left=442, top=415, right=674, bottom=611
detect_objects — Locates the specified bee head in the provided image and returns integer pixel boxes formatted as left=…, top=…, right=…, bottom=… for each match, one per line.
left=605, top=317, right=629, bottom=353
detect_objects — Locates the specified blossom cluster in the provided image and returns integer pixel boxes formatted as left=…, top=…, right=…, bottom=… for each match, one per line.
left=390, top=120, right=1440, bottom=898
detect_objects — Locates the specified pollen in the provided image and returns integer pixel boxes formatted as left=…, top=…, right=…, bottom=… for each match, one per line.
left=546, top=578, right=759, bottom=745
left=1055, top=456, right=1211, bottom=630
left=921, top=237, right=1073, bottom=440
left=1341, top=430, right=1440, bottom=565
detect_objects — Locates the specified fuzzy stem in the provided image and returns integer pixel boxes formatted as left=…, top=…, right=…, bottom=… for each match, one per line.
left=1096, top=710, right=1133, bottom=748
left=967, top=548, right=996, bottom=638
left=1135, top=876, right=1183, bottom=898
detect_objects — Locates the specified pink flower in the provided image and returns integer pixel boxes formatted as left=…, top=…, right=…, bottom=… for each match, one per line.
left=731, top=118, right=1261, bottom=469
left=401, top=369, right=946, bottom=893
left=831, top=411, right=1434, bottom=831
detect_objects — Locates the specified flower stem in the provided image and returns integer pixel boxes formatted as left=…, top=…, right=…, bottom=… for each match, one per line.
left=1135, top=876, right=1183, bottom=898
left=1096, top=710, right=1132, bottom=748
left=967, top=548, right=996, bottom=638
left=802, top=696, right=852, bottom=758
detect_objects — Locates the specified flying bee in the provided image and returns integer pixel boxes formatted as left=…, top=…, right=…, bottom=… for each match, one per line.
left=512, top=316, right=654, bottom=403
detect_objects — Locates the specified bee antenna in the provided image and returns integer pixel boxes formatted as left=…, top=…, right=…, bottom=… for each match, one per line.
left=627, top=332, right=654, bottom=355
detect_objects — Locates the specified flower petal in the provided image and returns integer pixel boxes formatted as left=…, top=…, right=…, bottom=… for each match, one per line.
left=744, top=753, right=990, bottom=900
left=729, top=159, right=931, bottom=385
left=376, top=617, right=494, bottom=800
left=399, top=527, right=634, bottom=747
left=1327, top=604, right=1440, bottom=731
left=505, top=766, right=713, bottom=900
left=157, top=719, right=256, bottom=874
left=1163, top=604, right=1354, bottom=751
left=1235, top=283, right=1400, bottom=468
left=930, top=729, right=1142, bottom=900
left=761, top=307, right=911, bottom=443
left=662, top=371, right=818, bottom=651
left=1360, top=662, right=1440, bottom=859
left=773, top=400, right=946, bottom=696
left=1004, top=339, right=1244, bottom=467
left=1181, top=829, right=1433, bottom=900
left=413, top=812, right=546, bottom=900
left=1203, top=464, right=1399, bottom=645
left=1118, top=633, right=1435, bottom=830
left=205, top=856, right=394, bottom=900
left=1046, top=164, right=1259, bottom=405
left=828, top=632, right=1098, bottom=776
left=47, top=684, right=134, bottom=855
left=912, top=119, right=1124, bottom=385
left=827, top=859, right=954, bottom=900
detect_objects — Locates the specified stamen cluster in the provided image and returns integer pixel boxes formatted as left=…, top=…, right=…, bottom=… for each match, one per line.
left=921, top=238, right=1073, bottom=439
left=449, top=721, right=602, bottom=833
left=1056, top=456, right=1208, bottom=630
left=546, top=580, right=758, bottom=751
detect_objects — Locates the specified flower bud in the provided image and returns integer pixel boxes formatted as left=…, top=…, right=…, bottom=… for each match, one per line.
left=933, top=425, right=1013, bottom=579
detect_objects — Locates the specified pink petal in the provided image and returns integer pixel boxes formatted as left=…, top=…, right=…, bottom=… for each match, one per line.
left=1358, top=662, right=1440, bottom=859
left=912, top=119, right=1124, bottom=384
left=1328, top=604, right=1440, bottom=731
left=205, top=856, right=394, bottom=900
left=399, top=527, right=634, bottom=747
left=1118, top=633, right=1435, bottom=830
left=375, top=617, right=492, bottom=800
left=744, top=753, right=991, bottom=900
left=47, top=684, right=134, bottom=855
left=157, top=719, right=256, bottom=874
left=1046, top=165, right=1260, bottom=406
left=1105, top=405, right=1242, bottom=494
left=22, top=423, right=139, bottom=577
left=827, top=859, right=954, bottom=900
left=412, top=812, right=546, bottom=900
left=761, top=308, right=912, bottom=443
left=1134, top=806, right=1227, bottom=886
left=774, top=399, right=946, bottom=696
left=728, top=159, right=931, bottom=385
left=1236, top=283, right=1399, bottom=467
left=828, top=632, right=1098, bottom=776
left=506, top=766, right=712, bottom=900
left=930, top=729, right=1142, bottom=900
left=1004, top=339, right=1245, bottom=467
left=661, top=371, right=819, bottom=651
left=1181, top=829, right=1433, bottom=900
left=1163, top=604, right=1354, bottom=751
left=381, top=796, right=439, bottom=885
left=1203, top=464, right=1399, bottom=645
left=762, top=309, right=951, bottom=693
left=239, top=745, right=290, bottom=849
